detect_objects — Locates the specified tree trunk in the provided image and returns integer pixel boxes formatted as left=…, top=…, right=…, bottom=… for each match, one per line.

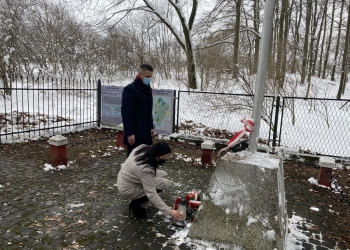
left=186, top=45, right=197, bottom=89
left=331, top=0, right=345, bottom=81
left=268, top=2, right=279, bottom=80
left=312, top=0, right=327, bottom=76
left=322, top=0, right=335, bottom=79
left=317, top=6, right=327, bottom=78
left=276, top=0, right=284, bottom=88
left=301, top=0, right=312, bottom=85
left=306, top=0, right=320, bottom=98
left=233, top=0, right=241, bottom=78
left=336, top=3, right=350, bottom=99
left=253, top=0, right=260, bottom=74
left=276, top=0, right=289, bottom=89
left=143, top=0, right=198, bottom=89
left=291, top=0, right=302, bottom=74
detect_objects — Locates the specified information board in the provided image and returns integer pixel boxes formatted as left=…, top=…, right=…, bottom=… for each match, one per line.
left=101, top=85, right=175, bottom=135
left=152, top=89, right=175, bottom=135
left=101, top=85, right=124, bottom=127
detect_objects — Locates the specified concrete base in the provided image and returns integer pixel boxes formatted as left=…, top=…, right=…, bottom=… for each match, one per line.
left=188, top=151, right=287, bottom=250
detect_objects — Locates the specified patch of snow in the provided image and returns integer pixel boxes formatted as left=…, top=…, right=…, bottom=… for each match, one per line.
left=310, top=207, right=319, bottom=212
left=3, top=55, right=10, bottom=65
left=222, top=151, right=280, bottom=169
left=225, top=208, right=230, bottom=214
left=202, top=193, right=209, bottom=200
left=308, top=177, right=331, bottom=189
left=69, top=203, right=84, bottom=208
left=287, top=215, right=309, bottom=249
left=247, top=216, right=257, bottom=226
left=43, top=163, right=68, bottom=171
left=263, top=230, right=276, bottom=241
left=170, top=228, right=190, bottom=246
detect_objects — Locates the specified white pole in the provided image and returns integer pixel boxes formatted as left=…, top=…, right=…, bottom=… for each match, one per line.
left=249, top=0, right=276, bottom=153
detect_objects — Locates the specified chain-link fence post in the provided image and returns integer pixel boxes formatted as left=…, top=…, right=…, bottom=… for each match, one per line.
left=97, top=79, right=102, bottom=128
left=272, top=96, right=281, bottom=149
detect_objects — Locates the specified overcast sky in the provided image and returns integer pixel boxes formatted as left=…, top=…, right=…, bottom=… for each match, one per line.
left=56, top=0, right=216, bottom=26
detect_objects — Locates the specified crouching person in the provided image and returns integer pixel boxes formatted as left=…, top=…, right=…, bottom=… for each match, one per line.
left=117, top=142, right=182, bottom=221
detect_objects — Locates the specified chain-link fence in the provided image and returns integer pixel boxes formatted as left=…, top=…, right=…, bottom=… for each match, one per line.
left=176, top=91, right=350, bottom=158
left=176, top=91, right=275, bottom=143
left=2, top=80, right=349, bottom=159
left=280, top=97, right=350, bottom=158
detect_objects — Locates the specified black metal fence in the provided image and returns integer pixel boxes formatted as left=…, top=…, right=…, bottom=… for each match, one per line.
left=1, top=78, right=349, bottom=158
left=0, top=77, right=98, bottom=143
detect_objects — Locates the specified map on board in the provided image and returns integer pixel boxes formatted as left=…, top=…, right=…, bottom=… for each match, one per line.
left=152, top=89, right=175, bottom=135
left=101, top=85, right=175, bottom=134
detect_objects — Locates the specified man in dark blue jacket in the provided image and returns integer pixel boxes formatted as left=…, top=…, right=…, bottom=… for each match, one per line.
left=121, top=64, right=154, bottom=156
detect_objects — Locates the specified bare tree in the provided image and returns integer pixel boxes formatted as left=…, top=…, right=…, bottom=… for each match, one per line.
left=305, top=0, right=326, bottom=98
left=311, top=0, right=327, bottom=77
left=336, top=2, right=350, bottom=99
left=232, top=0, right=241, bottom=78
left=322, top=0, right=336, bottom=79
left=331, top=0, right=345, bottom=81
left=300, top=0, right=312, bottom=85
left=276, top=0, right=289, bottom=89
left=88, top=0, right=199, bottom=89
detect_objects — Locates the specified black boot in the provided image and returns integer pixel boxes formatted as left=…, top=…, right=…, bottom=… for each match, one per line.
left=129, top=206, right=147, bottom=218
left=129, top=196, right=149, bottom=218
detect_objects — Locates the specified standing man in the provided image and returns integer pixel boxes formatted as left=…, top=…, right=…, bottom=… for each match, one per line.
left=121, top=64, right=155, bottom=156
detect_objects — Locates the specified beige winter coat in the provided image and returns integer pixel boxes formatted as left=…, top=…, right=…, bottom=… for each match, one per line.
left=117, top=145, right=172, bottom=216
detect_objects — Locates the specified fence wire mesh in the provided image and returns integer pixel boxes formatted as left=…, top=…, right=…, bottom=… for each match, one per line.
left=280, top=97, right=350, bottom=158
left=2, top=80, right=349, bottom=159
left=176, top=91, right=275, bottom=143
left=0, top=77, right=98, bottom=143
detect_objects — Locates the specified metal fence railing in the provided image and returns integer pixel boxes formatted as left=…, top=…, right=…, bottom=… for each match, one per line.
left=0, top=77, right=98, bottom=143
left=1, top=79, right=349, bottom=159
left=279, top=97, right=350, bottom=158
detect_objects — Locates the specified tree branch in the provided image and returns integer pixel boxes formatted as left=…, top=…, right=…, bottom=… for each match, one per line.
left=143, top=0, right=186, bottom=50
left=188, top=0, right=198, bottom=31
left=196, top=40, right=234, bottom=50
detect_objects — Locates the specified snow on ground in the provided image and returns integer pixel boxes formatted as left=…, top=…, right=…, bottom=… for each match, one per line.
left=308, top=177, right=335, bottom=189
left=43, top=162, right=74, bottom=171
left=165, top=214, right=315, bottom=249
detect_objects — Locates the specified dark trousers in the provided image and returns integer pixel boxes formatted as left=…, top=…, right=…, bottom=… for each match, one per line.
left=126, top=143, right=138, bottom=157
left=126, top=141, right=153, bottom=157
left=129, top=189, right=163, bottom=210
